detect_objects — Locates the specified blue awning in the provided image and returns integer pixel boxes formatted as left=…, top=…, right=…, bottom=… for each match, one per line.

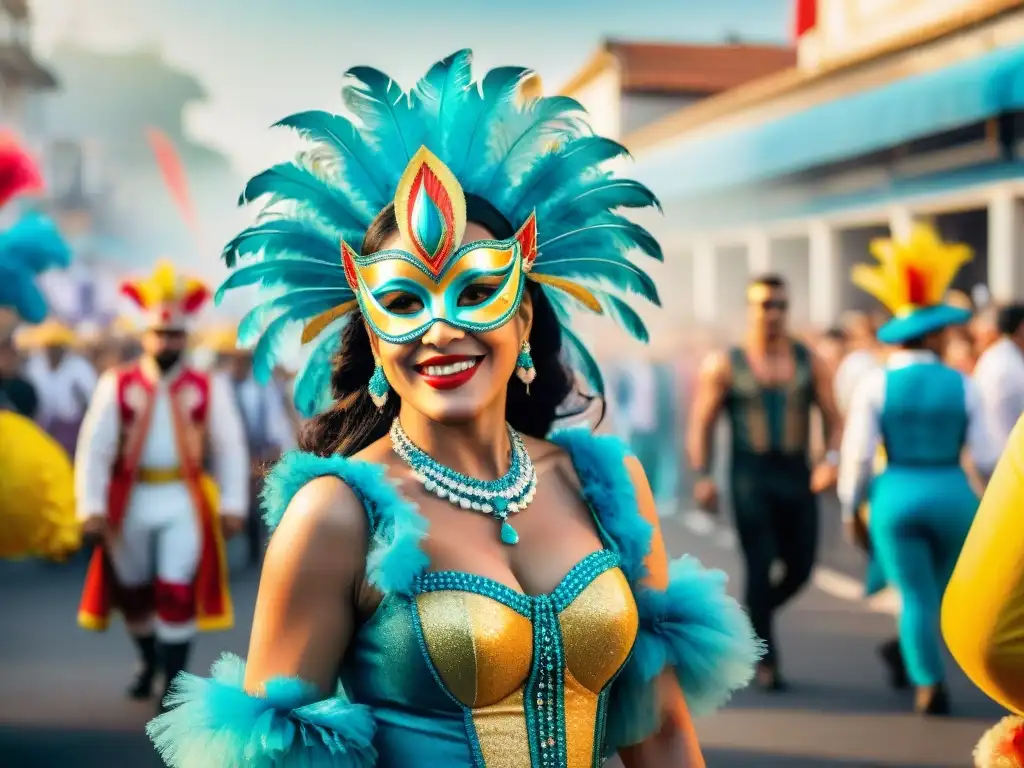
left=769, top=159, right=1024, bottom=222
left=635, top=44, right=1024, bottom=199
left=662, top=159, right=1024, bottom=234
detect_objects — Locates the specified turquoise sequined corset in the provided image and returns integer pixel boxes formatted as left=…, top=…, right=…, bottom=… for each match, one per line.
left=341, top=550, right=640, bottom=768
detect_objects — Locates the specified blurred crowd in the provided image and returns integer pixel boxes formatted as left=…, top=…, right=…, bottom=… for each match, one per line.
left=0, top=310, right=301, bottom=570
left=0, top=288, right=1012, bottom=541
left=596, top=289, right=1008, bottom=513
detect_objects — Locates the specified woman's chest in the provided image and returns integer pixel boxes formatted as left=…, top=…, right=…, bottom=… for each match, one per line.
left=346, top=552, right=639, bottom=768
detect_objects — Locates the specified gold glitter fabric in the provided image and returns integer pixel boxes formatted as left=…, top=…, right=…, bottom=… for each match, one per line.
left=416, top=591, right=534, bottom=708
left=413, top=556, right=638, bottom=768
left=559, top=568, right=639, bottom=693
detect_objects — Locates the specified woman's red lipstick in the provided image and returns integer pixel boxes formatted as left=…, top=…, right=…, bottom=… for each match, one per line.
left=414, top=354, right=483, bottom=390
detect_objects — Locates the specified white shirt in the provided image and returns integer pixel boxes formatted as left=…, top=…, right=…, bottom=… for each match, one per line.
left=973, top=337, right=1024, bottom=454
left=24, top=352, right=98, bottom=424
left=75, top=367, right=250, bottom=519
left=837, top=350, right=999, bottom=519
left=229, top=373, right=297, bottom=454
left=834, top=348, right=881, bottom=416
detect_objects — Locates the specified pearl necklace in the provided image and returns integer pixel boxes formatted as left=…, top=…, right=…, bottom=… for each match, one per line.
left=388, top=418, right=537, bottom=545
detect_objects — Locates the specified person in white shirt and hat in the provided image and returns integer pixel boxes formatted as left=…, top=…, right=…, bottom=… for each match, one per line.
left=19, top=318, right=97, bottom=456
left=75, top=260, right=250, bottom=712
left=973, top=303, right=1024, bottom=457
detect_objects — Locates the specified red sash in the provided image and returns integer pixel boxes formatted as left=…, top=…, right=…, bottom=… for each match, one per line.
left=77, top=363, right=233, bottom=632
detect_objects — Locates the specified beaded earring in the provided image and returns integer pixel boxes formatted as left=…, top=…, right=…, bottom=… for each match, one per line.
left=515, top=340, right=536, bottom=390
left=368, top=352, right=390, bottom=409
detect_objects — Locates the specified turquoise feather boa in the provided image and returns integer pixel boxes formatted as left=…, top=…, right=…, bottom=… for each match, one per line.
left=147, top=653, right=377, bottom=768
left=604, top=556, right=765, bottom=752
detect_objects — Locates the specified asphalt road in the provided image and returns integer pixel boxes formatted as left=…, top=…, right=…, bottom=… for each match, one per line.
left=0, top=508, right=1004, bottom=768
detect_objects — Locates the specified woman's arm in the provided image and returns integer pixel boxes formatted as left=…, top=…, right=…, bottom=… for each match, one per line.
left=943, top=415, right=1024, bottom=716
left=618, top=456, right=706, bottom=768
left=836, top=370, right=883, bottom=519
left=245, top=475, right=368, bottom=693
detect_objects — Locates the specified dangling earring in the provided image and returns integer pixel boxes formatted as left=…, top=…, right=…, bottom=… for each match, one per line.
left=515, top=340, right=536, bottom=392
left=368, top=352, right=390, bottom=409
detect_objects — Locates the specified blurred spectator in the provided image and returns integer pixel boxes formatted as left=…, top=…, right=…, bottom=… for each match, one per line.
left=969, top=303, right=1001, bottom=357
left=973, top=302, right=1024, bottom=454
left=943, top=290, right=977, bottom=374
left=21, top=321, right=98, bottom=456
left=0, top=334, right=37, bottom=418
left=834, top=312, right=882, bottom=416
left=817, top=327, right=847, bottom=375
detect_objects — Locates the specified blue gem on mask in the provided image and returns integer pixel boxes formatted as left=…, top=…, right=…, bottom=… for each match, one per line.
left=412, top=183, right=446, bottom=262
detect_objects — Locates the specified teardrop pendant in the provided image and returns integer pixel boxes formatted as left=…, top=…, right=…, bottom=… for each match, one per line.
left=500, top=521, right=520, bottom=546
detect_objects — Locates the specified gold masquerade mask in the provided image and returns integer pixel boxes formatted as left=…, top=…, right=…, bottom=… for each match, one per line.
left=336, top=147, right=539, bottom=344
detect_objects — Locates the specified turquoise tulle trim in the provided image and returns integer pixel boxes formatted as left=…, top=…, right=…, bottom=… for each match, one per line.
left=604, top=556, right=764, bottom=752
left=548, top=427, right=652, bottom=584
left=146, top=653, right=377, bottom=768
left=262, top=451, right=430, bottom=595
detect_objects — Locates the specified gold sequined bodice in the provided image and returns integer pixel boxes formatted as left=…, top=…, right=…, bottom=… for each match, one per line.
left=344, top=549, right=638, bottom=768
left=414, top=550, right=637, bottom=767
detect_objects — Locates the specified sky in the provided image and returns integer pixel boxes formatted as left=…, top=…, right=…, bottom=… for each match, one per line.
left=29, top=0, right=792, bottom=175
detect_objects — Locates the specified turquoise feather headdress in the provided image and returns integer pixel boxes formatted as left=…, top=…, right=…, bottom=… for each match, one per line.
left=0, top=213, right=72, bottom=324
left=220, top=49, right=663, bottom=417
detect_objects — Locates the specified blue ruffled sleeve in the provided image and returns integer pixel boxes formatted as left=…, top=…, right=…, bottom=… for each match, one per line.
left=604, top=556, right=765, bottom=753
left=147, top=653, right=377, bottom=768
left=548, top=427, right=764, bottom=753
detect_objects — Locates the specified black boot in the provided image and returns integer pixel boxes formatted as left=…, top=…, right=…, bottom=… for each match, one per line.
left=126, top=634, right=158, bottom=700
left=914, top=682, right=950, bottom=716
left=877, top=637, right=909, bottom=690
left=755, top=660, right=788, bottom=692
left=156, top=641, right=192, bottom=714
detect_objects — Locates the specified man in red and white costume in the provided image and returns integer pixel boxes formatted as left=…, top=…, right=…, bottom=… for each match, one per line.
left=75, top=260, right=249, bottom=710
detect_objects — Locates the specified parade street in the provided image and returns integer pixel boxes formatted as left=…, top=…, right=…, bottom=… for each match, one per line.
left=0, top=508, right=1004, bottom=768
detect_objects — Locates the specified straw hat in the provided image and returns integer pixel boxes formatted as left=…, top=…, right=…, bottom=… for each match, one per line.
left=196, top=324, right=248, bottom=356
left=14, top=318, right=77, bottom=350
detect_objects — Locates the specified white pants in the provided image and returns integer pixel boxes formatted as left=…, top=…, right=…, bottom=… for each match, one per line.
left=110, top=481, right=200, bottom=642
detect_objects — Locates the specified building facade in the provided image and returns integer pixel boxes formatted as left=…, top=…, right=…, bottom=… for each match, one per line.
left=558, top=38, right=796, bottom=346
left=571, top=0, right=1024, bottom=335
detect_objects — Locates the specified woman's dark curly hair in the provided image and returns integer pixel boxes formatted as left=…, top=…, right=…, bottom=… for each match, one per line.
left=299, top=203, right=575, bottom=457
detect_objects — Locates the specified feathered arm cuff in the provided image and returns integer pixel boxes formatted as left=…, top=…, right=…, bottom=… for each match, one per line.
left=974, top=715, right=1024, bottom=767
left=147, top=653, right=377, bottom=768
left=605, top=556, right=764, bottom=753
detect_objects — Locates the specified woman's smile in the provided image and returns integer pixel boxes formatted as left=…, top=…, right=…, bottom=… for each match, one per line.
left=413, top=353, right=486, bottom=390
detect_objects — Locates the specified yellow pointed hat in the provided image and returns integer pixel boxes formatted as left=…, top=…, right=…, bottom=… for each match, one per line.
left=120, top=259, right=210, bottom=331
left=852, top=222, right=973, bottom=345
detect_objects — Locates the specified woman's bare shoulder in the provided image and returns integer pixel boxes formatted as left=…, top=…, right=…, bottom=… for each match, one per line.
left=270, top=474, right=369, bottom=564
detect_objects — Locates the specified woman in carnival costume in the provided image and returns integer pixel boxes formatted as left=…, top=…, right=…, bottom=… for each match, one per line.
left=0, top=134, right=79, bottom=561
left=147, top=50, right=762, bottom=768
left=838, top=223, right=999, bottom=715
left=943, top=415, right=1024, bottom=767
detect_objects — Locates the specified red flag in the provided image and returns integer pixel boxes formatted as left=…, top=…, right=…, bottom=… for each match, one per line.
left=793, top=0, right=818, bottom=40
left=145, top=127, right=199, bottom=238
